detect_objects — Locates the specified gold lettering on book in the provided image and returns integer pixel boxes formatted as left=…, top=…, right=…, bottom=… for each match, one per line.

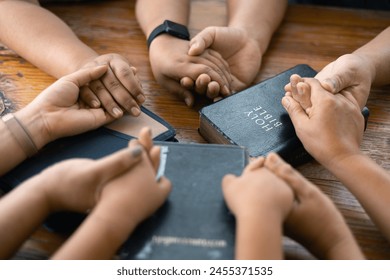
left=244, top=106, right=282, bottom=131
left=152, top=235, right=227, bottom=248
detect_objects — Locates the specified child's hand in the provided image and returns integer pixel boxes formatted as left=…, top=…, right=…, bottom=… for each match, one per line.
left=222, top=157, right=293, bottom=222
left=264, top=152, right=364, bottom=259
left=222, top=156, right=294, bottom=259
left=37, top=145, right=144, bottom=213
left=91, top=126, right=171, bottom=226
left=79, top=53, right=145, bottom=117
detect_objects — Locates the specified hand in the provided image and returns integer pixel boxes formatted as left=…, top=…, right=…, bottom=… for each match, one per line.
left=187, top=26, right=262, bottom=94
left=315, top=53, right=374, bottom=109
left=79, top=53, right=145, bottom=117
left=264, top=153, right=364, bottom=259
left=222, top=156, right=294, bottom=259
left=282, top=77, right=365, bottom=167
left=35, top=145, right=144, bottom=213
left=96, top=134, right=172, bottom=226
left=16, top=65, right=115, bottom=149
left=222, top=157, right=293, bottom=221
left=149, top=36, right=232, bottom=107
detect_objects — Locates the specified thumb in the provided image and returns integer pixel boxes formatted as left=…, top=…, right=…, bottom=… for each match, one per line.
left=157, top=176, right=172, bottom=199
left=188, top=27, right=216, bottom=56
left=61, top=64, right=109, bottom=88
left=282, top=95, right=309, bottom=127
left=316, top=67, right=349, bottom=94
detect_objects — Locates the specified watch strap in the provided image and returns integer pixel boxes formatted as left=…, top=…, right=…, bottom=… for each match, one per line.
left=147, top=20, right=190, bottom=48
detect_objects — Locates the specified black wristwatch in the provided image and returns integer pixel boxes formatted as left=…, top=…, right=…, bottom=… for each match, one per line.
left=147, top=20, right=190, bottom=48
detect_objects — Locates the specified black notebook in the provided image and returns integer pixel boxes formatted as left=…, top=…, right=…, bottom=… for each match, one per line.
left=199, top=64, right=369, bottom=166
left=119, top=142, right=248, bottom=260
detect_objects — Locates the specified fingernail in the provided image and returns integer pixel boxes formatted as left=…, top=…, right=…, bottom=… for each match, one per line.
left=282, top=97, right=290, bottom=109
left=91, top=100, right=100, bottom=108
left=137, top=95, right=146, bottom=103
left=268, top=153, right=280, bottom=166
left=131, top=146, right=143, bottom=157
left=185, top=97, right=192, bottom=107
left=223, top=85, right=230, bottom=95
left=113, top=107, right=123, bottom=118
left=131, top=107, right=141, bottom=116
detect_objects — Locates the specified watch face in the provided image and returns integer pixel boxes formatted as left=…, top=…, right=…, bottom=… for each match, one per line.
left=164, top=20, right=190, bottom=40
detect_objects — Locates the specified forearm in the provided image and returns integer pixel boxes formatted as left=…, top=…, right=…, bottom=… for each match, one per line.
left=0, top=177, right=50, bottom=259
left=0, top=107, right=49, bottom=175
left=227, top=0, right=287, bottom=54
left=52, top=200, right=138, bottom=259
left=325, top=153, right=390, bottom=242
left=0, top=1, right=97, bottom=77
left=235, top=211, right=283, bottom=260
left=135, top=0, right=190, bottom=37
left=353, top=27, right=390, bottom=86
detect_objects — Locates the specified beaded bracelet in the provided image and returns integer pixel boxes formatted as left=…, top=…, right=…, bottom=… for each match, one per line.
left=2, top=113, right=38, bottom=158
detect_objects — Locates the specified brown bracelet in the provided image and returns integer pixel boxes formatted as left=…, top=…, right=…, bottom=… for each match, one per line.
left=2, top=113, right=38, bottom=158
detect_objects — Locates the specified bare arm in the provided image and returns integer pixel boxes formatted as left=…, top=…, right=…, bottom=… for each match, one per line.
left=222, top=158, right=293, bottom=259
left=135, top=0, right=190, bottom=38
left=52, top=129, right=172, bottom=259
left=315, top=27, right=390, bottom=109
left=135, top=0, right=231, bottom=106
left=325, top=153, right=390, bottom=243
left=352, top=26, right=390, bottom=86
left=227, top=0, right=287, bottom=55
left=0, top=0, right=145, bottom=118
left=0, top=178, right=50, bottom=259
left=284, top=77, right=390, bottom=243
left=187, top=0, right=288, bottom=93
left=0, top=0, right=96, bottom=77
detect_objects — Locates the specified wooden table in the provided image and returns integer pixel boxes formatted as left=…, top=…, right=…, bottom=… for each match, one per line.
left=1, top=0, right=390, bottom=260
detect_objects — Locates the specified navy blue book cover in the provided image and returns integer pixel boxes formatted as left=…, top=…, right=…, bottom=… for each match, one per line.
left=199, top=64, right=317, bottom=166
left=119, top=142, right=248, bottom=260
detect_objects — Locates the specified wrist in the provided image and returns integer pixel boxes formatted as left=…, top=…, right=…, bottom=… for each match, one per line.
left=227, top=24, right=268, bottom=56
left=322, top=151, right=365, bottom=175
left=352, top=52, right=377, bottom=86
left=91, top=201, right=139, bottom=241
left=14, top=107, right=50, bottom=150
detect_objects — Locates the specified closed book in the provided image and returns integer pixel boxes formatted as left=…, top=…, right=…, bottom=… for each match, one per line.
left=119, top=142, right=248, bottom=260
left=0, top=106, right=176, bottom=232
left=199, top=64, right=369, bottom=166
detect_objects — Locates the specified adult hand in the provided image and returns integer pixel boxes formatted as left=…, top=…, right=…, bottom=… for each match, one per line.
left=282, top=77, right=365, bottom=167
left=16, top=65, right=115, bottom=149
left=149, top=36, right=232, bottom=107
left=187, top=26, right=262, bottom=94
left=315, top=54, right=374, bottom=109
left=79, top=53, right=145, bottom=117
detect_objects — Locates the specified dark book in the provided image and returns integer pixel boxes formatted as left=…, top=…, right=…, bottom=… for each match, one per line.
left=119, top=142, right=248, bottom=260
left=0, top=106, right=176, bottom=231
left=199, top=64, right=369, bottom=166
